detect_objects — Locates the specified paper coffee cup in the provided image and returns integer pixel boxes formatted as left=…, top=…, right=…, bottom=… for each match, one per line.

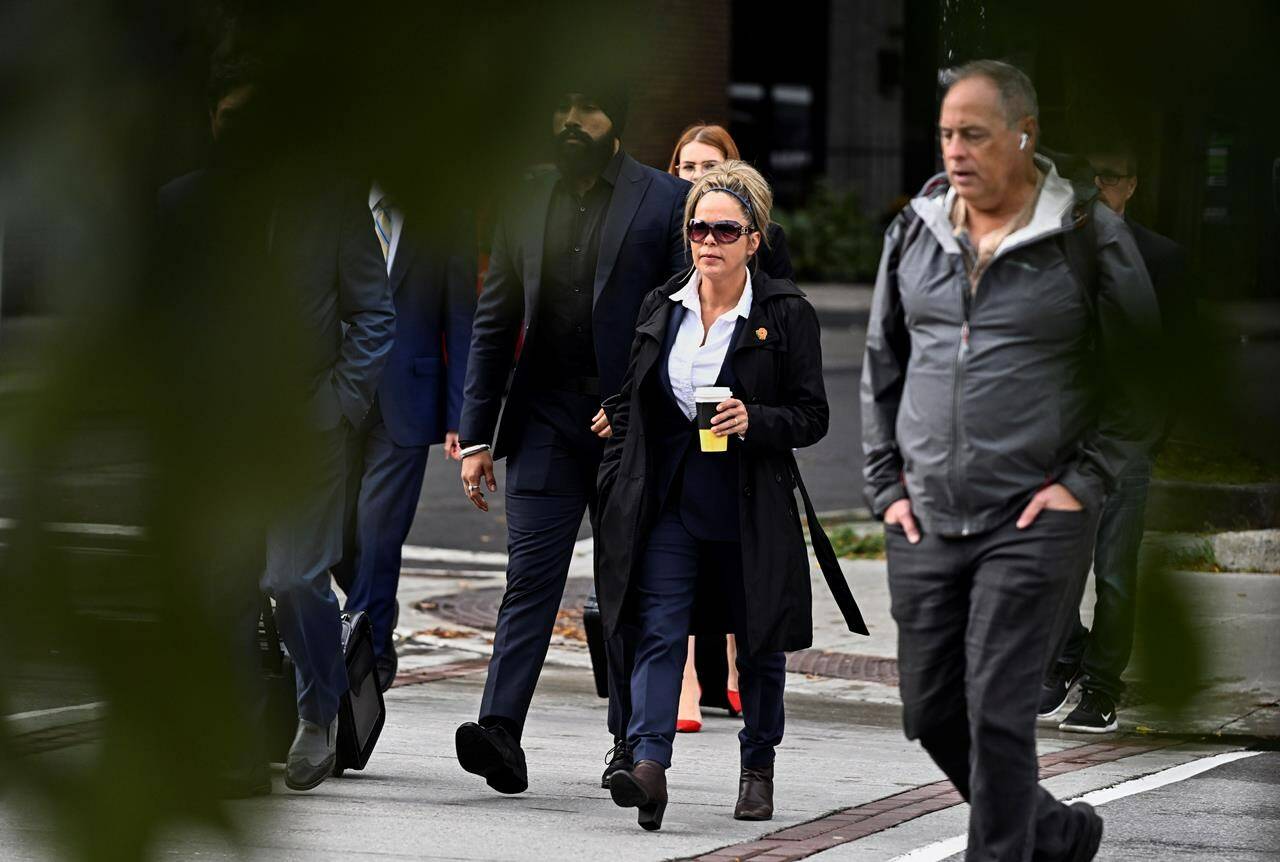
left=694, top=386, right=733, bottom=453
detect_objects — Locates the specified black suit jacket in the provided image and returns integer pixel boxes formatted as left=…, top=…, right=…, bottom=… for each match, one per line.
left=757, top=222, right=795, bottom=280
left=1127, top=217, right=1188, bottom=337
left=460, top=152, right=690, bottom=457
left=159, top=167, right=395, bottom=431
left=1126, top=216, right=1189, bottom=442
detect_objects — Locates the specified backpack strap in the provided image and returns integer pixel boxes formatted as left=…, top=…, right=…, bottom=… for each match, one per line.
left=888, top=201, right=926, bottom=272
left=1059, top=195, right=1101, bottom=315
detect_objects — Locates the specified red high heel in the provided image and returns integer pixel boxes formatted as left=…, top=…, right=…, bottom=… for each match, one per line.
left=678, top=681, right=702, bottom=732
left=727, top=688, right=742, bottom=715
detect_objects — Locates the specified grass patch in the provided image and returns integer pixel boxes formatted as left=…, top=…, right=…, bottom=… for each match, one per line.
left=828, top=525, right=886, bottom=560
left=1154, top=439, right=1280, bottom=485
left=1156, top=537, right=1222, bottom=573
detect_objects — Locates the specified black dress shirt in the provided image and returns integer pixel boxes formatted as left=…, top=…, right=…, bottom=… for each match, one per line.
left=531, top=148, right=625, bottom=387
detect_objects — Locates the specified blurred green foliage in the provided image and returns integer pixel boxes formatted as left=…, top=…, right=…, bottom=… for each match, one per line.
left=774, top=184, right=884, bottom=284
left=1154, top=438, right=1280, bottom=485
left=828, top=525, right=887, bottom=560
left=0, top=2, right=647, bottom=859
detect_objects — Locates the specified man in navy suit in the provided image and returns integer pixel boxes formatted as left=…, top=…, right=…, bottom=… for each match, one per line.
left=334, top=190, right=476, bottom=691
left=160, top=52, right=395, bottom=793
left=454, top=85, right=690, bottom=794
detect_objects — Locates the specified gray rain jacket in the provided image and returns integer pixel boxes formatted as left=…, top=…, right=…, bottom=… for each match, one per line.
left=861, top=156, right=1162, bottom=537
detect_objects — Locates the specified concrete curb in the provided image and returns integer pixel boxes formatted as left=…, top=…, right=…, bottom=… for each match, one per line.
left=1147, top=480, right=1280, bottom=532
left=4, top=701, right=105, bottom=737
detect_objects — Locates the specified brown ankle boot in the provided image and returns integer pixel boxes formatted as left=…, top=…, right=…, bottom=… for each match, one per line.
left=608, top=759, right=668, bottom=831
left=734, top=764, right=774, bottom=821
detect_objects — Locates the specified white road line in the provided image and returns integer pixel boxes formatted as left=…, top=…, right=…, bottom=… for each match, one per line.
left=0, top=518, right=594, bottom=570
left=401, top=536, right=592, bottom=567
left=0, top=519, right=144, bottom=537
left=400, top=545, right=508, bottom=565
left=4, top=702, right=106, bottom=735
left=885, top=750, right=1263, bottom=862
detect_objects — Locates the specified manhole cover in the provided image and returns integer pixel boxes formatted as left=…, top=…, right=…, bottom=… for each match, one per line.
left=430, top=578, right=899, bottom=684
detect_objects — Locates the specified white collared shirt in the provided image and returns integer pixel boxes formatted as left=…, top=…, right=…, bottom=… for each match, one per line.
left=368, top=183, right=403, bottom=275
left=666, top=269, right=753, bottom=419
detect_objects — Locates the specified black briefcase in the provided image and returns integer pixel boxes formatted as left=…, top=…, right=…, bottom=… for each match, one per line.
left=259, top=597, right=298, bottom=764
left=582, top=594, right=610, bottom=699
left=335, top=610, right=386, bottom=774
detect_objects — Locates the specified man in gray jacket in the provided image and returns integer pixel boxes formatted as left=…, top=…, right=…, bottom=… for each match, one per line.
left=861, top=61, right=1159, bottom=861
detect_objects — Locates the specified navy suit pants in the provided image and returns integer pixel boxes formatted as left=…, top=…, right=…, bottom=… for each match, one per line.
left=628, top=508, right=785, bottom=770
left=335, top=403, right=430, bottom=656
left=478, top=390, right=633, bottom=739
left=262, top=422, right=350, bottom=726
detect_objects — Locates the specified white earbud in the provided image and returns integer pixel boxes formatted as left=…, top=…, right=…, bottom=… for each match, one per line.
left=1019, top=132, right=1030, bottom=151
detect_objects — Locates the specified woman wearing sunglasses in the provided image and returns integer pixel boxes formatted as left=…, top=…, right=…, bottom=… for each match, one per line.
left=594, top=161, right=866, bottom=830
left=669, top=123, right=795, bottom=281
left=667, top=124, right=796, bottom=734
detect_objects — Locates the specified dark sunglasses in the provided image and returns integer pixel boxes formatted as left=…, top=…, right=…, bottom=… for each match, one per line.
left=688, top=218, right=754, bottom=244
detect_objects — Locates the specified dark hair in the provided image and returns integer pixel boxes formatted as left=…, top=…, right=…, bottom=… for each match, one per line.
left=205, top=17, right=262, bottom=111
left=1090, top=144, right=1139, bottom=176
left=941, top=59, right=1039, bottom=126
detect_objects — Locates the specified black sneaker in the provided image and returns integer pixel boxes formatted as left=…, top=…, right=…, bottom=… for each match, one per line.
left=1038, top=662, right=1082, bottom=717
left=1059, top=689, right=1119, bottom=734
left=601, top=738, right=634, bottom=789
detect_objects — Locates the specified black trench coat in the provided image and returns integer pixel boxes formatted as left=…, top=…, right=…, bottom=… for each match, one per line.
left=594, top=270, right=868, bottom=655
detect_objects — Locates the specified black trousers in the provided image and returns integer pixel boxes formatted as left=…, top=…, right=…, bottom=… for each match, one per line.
left=886, top=509, right=1097, bottom=862
left=1055, top=459, right=1152, bottom=700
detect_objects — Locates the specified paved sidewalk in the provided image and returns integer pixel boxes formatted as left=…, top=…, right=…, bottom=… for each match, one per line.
left=2, top=531, right=1275, bottom=861
left=394, top=532, right=1280, bottom=740
left=0, top=660, right=1255, bottom=862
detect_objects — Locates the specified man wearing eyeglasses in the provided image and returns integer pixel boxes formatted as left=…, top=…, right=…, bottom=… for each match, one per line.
left=453, top=80, right=689, bottom=795
left=1040, top=147, right=1188, bottom=734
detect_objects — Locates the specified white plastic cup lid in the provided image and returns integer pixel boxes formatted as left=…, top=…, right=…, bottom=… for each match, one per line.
left=694, top=386, right=733, bottom=402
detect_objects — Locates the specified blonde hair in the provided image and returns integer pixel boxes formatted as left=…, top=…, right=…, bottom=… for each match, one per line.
left=683, top=159, right=773, bottom=251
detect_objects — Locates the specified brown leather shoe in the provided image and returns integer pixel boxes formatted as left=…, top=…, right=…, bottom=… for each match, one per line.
left=609, top=759, right=668, bottom=831
left=734, top=764, right=774, bottom=821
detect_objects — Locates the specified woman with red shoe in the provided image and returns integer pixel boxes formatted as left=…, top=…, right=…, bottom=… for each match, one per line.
left=665, top=124, right=795, bottom=732
left=595, top=162, right=867, bottom=829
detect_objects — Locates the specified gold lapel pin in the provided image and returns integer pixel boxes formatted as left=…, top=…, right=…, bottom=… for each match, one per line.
left=755, top=327, right=768, bottom=341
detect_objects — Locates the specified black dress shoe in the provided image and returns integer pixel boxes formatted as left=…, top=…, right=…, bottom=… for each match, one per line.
left=1067, top=801, right=1103, bottom=861
left=609, top=759, right=667, bottom=831
left=217, top=761, right=272, bottom=798
left=376, top=649, right=398, bottom=693
left=734, top=764, right=774, bottom=821
left=601, top=738, right=634, bottom=788
left=455, top=722, right=528, bottom=794
left=285, top=718, right=337, bottom=792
